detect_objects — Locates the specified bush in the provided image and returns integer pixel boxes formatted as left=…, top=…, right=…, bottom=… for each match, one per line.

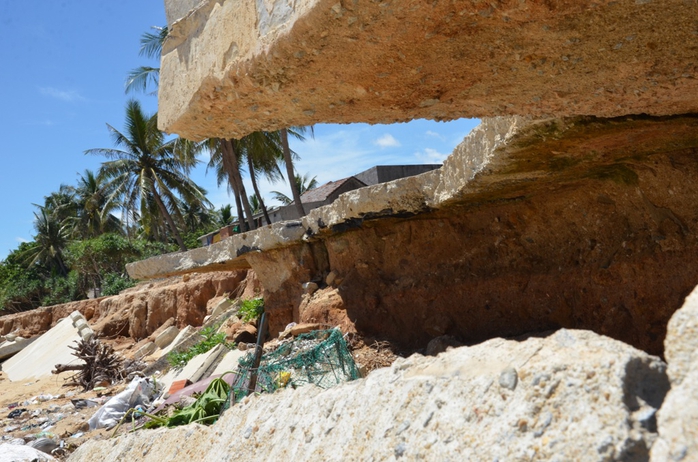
left=238, top=298, right=264, bottom=323
left=101, top=272, right=137, bottom=296
left=167, top=325, right=232, bottom=369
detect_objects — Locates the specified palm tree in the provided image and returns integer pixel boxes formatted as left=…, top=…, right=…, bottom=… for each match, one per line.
left=217, top=204, right=234, bottom=227
left=74, top=169, right=122, bottom=238
left=272, top=173, right=318, bottom=205
left=21, top=206, right=72, bottom=276
left=86, top=99, right=210, bottom=252
left=280, top=127, right=313, bottom=217
left=207, top=132, right=285, bottom=231
left=125, top=26, right=168, bottom=94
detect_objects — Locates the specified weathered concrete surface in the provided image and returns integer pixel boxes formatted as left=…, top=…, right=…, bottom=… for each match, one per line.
left=127, top=115, right=698, bottom=355
left=160, top=0, right=698, bottom=139
left=68, top=329, right=669, bottom=461
left=651, top=286, right=698, bottom=461
left=2, top=312, right=93, bottom=382
left=126, top=220, right=305, bottom=280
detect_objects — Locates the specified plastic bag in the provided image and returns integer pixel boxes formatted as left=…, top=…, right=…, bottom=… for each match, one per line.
left=88, top=377, right=158, bottom=430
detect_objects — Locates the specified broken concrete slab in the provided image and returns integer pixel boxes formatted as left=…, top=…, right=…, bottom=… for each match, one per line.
left=126, top=220, right=305, bottom=279
left=69, top=329, right=670, bottom=461
left=159, top=0, right=698, bottom=140
left=0, top=336, right=36, bottom=361
left=157, top=344, right=229, bottom=397
left=154, top=326, right=179, bottom=350
left=148, top=325, right=197, bottom=361
left=2, top=312, right=93, bottom=382
left=210, top=348, right=245, bottom=377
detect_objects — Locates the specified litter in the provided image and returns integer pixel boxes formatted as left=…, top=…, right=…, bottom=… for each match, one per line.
left=88, top=377, right=159, bottom=430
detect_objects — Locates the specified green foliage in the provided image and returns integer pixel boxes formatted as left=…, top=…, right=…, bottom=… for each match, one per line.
left=167, top=326, right=231, bottom=369
left=238, top=298, right=264, bottom=323
left=101, top=272, right=136, bottom=296
left=41, top=271, right=81, bottom=306
left=182, top=223, right=220, bottom=250
left=142, top=374, right=229, bottom=429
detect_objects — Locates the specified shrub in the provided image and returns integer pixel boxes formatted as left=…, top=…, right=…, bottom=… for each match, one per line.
left=238, top=298, right=264, bottom=323
left=167, top=325, right=232, bottom=369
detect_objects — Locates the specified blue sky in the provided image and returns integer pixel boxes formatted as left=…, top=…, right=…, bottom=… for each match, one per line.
left=0, top=1, right=478, bottom=260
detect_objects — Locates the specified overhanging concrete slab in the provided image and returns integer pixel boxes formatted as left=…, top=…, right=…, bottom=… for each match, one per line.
left=160, top=0, right=698, bottom=140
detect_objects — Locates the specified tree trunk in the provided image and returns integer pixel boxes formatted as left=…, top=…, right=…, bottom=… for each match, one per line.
left=247, top=155, right=272, bottom=225
left=281, top=129, right=305, bottom=218
left=151, top=189, right=187, bottom=251
left=221, top=139, right=256, bottom=231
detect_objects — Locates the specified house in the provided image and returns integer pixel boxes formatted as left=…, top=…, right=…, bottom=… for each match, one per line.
left=199, top=165, right=442, bottom=246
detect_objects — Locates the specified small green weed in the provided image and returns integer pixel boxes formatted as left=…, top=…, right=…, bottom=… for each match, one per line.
left=167, top=325, right=232, bottom=369
left=238, top=298, right=264, bottom=323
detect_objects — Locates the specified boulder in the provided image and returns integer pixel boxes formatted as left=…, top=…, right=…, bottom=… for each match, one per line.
left=650, top=286, right=698, bottom=461
left=69, top=329, right=669, bottom=461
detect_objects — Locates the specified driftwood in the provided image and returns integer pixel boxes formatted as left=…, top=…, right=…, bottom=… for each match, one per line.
left=53, top=337, right=145, bottom=391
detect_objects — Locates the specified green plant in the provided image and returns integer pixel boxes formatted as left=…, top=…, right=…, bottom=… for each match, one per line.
left=238, top=298, right=264, bottom=323
left=102, top=272, right=137, bottom=296
left=167, top=326, right=231, bottom=369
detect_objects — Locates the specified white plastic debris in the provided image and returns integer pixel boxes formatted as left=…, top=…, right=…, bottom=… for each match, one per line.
left=88, top=377, right=159, bottom=430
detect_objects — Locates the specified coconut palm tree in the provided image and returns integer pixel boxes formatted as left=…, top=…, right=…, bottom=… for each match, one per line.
left=125, top=26, right=168, bottom=94
left=74, top=169, right=122, bottom=238
left=21, top=206, right=72, bottom=276
left=280, top=127, right=313, bottom=217
left=271, top=173, right=318, bottom=205
left=86, top=99, right=209, bottom=252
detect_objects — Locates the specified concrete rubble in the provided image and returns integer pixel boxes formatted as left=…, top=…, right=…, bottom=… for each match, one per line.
left=68, top=328, right=670, bottom=461
left=2, top=312, right=94, bottom=382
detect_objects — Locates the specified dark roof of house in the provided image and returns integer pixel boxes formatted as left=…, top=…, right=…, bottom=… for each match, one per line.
left=300, top=177, right=365, bottom=203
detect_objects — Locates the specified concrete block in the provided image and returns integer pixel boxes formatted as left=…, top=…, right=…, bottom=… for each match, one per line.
left=0, top=336, right=36, bottom=361
left=134, top=342, right=157, bottom=360
left=2, top=317, right=83, bottom=381
left=210, top=298, right=234, bottom=318
left=158, top=344, right=228, bottom=396
left=154, top=326, right=179, bottom=349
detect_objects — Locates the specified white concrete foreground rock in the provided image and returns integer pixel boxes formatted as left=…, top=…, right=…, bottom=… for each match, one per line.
left=650, top=286, right=698, bottom=461
left=69, top=329, right=668, bottom=461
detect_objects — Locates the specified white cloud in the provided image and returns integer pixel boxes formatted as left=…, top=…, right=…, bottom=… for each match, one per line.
left=39, top=87, right=86, bottom=102
left=15, top=237, right=29, bottom=243
left=425, top=130, right=445, bottom=141
left=415, top=147, right=448, bottom=164
left=374, top=133, right=401, bottom=148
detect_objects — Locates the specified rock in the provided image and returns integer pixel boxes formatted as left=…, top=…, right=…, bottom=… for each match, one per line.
left=123, top=116, right=698, bottom=357
left=498, top=366, right=518, bottom=391
left=154, top=326, right=179, bottom=349
left=208, top=298, right=234, bottom=318
left=279, top=323, right=324, bottom=340
left=69, top=329, right=669, bottom=461
left=650, top=286, right=698, bottom=461
left=425, top=335, right=462, bottom=356
left=302, top=282, right=318, bottom=295
left=233, top=325, right=257, bottom=344
left=27, top=438, right=58, bottom=455
left=0, top=444, right=57, bottom=461
left=325, top=271, right=337, bottom=286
